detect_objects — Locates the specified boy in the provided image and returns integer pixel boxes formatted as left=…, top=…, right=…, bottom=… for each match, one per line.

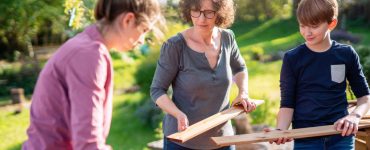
left=270, top=0, right=370, bottom=149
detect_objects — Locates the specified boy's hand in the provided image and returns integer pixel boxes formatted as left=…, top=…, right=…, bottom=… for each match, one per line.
left=263, top=128, right=293, bottom=145
left=175, top=111, right=189, bottom=131
left=231, top=93, right=256, bottom=113
left=334, top=114, right=361, bottom=136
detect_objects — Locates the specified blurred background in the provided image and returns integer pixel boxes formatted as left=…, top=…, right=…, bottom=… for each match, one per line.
left=0, top=0, right=369, bottom=149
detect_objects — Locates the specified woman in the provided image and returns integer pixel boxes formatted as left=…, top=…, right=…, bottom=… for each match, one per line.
left=23, top=0, right=164, bottom=149
left=150, top=0, right=256, bottom=149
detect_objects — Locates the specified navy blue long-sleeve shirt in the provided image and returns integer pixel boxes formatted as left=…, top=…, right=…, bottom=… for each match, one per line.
left=280, top=40, right=370, bottom=129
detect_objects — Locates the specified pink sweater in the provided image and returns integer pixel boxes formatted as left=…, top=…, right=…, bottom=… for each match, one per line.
left=23, top=25, right=113, bottom=150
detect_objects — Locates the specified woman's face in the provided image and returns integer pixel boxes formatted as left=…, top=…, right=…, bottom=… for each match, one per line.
left=190, top=0, right=217, bottom=32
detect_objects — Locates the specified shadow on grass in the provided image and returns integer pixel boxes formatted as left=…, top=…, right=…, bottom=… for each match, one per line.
left=107, top=93, right=158, bottom=150
left=7, top=143, right=23, bottom=150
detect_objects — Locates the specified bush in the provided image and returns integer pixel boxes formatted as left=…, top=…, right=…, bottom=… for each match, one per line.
left=356, top=45, right=370, bottom=84
left=249, top=46, right=265, bottom=61
left=134, top=99, right=163, bottom=129
left=0, top=63, right=39, bottom=97
left=331, top=29, right=361, bottom=44
left=249, top=97, right=279, bottom=126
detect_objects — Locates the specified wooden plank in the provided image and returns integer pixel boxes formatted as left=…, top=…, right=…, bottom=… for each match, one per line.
left=356, top=131, right=368, bottom=137
left=366, top=129, right=370, bottom=150
left=355, top=138, right=367, bottom=150
left=211, top=123, right=370, bottom=146
left=348, top=100, right=357, bottom=105
left=167, top=99, right=265, bottom=143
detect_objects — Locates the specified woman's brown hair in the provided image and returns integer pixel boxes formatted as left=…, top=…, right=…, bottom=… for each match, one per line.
left=179, top=0, right=236, bottom=28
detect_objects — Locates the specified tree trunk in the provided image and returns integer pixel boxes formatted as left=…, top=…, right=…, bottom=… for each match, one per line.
left=293, top=0, right=302, bottom=16
left=26, top=35, right=40, bottom=74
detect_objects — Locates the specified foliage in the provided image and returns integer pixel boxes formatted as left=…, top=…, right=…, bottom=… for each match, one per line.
left=235, top=0, right=292, bottom=21
left=356, top=45, right=370, bottom=84
left=339, top=0, right=370, bottom=26
left=133, top=22, right=188, bottom=131
left=249, top=97, right=280, bottom=126
left=331, top=29, right=361, bottom=44
left=0, top=62, right=40, bottom=97
left=135, top=99, right=163, bottom=128
left=0, top=0, right=67, bottom=61
left=231, top=18, right=303, bottom=60
left=64, top=0, right=96, bottom=30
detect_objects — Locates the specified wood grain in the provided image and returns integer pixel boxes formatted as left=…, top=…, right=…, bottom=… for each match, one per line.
left=212, top=121, right=370, bottom=146
left=167, top=99, right=265, bottom=143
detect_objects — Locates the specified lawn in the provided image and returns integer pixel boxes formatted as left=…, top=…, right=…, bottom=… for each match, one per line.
left=0, top=104, right=29, bottom=150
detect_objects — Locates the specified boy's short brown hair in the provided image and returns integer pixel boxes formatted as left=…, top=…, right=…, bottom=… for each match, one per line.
left=179, top=0, right=236, bottom=28
left=297, top=0, right=338, bottom=25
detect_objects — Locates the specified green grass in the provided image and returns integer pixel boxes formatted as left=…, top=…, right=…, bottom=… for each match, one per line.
left=0, top=96, right=11, bottom=106
left=231, top=18, right=304, bottom=54
left=0, top=93, right=158, bottom=150
left=0, top=104, right=30, bottom=150
left=107, top=93, right=157, bottom=150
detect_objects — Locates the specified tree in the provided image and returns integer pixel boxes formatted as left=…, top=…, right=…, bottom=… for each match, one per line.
left=235, top=0, right=292, bottom=21
left=0, top=0, right=67, bottom=61
left=64, top=0, right=96, bottom=30
left=292, top=0, right=301, bottom=16
left=339, top=0, right=370, bottom=26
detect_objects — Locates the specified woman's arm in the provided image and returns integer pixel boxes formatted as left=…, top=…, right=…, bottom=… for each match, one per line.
left=156, top=95, right=189, bottom=131
left=150, top=41, right=189, bottom=131
left=231, top=70, right=256, bottom=112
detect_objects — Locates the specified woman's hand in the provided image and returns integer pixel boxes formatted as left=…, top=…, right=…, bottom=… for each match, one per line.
left=175, top=111, right=189, bottom=131
left=263, top=128, right=293, bottom=145
left=231, top=92, right=256, bottom=113
left=334, top=113, right=361, bottom=136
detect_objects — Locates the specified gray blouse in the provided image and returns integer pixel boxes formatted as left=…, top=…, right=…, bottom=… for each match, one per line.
left=150, top=29, right=246, bottom=149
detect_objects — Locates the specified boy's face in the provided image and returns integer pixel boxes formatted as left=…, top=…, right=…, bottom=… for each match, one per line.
left=299, top=20, right=337, bottom=47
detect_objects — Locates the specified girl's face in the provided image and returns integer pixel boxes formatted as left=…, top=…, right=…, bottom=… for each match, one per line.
left=115, top=13, right=152, bottom=51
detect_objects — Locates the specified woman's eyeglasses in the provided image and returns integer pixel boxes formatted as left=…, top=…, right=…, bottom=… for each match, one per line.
left=190, top=10, right=216, bottom=19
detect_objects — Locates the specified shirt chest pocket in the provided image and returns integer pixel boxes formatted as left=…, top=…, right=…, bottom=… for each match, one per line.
left=331, top=64, right=345, bottom=83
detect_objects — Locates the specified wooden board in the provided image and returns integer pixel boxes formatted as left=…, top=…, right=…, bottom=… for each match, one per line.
left=211, top=121, right=370, bottom=146
left=167, top=99, right=265, bottom=143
